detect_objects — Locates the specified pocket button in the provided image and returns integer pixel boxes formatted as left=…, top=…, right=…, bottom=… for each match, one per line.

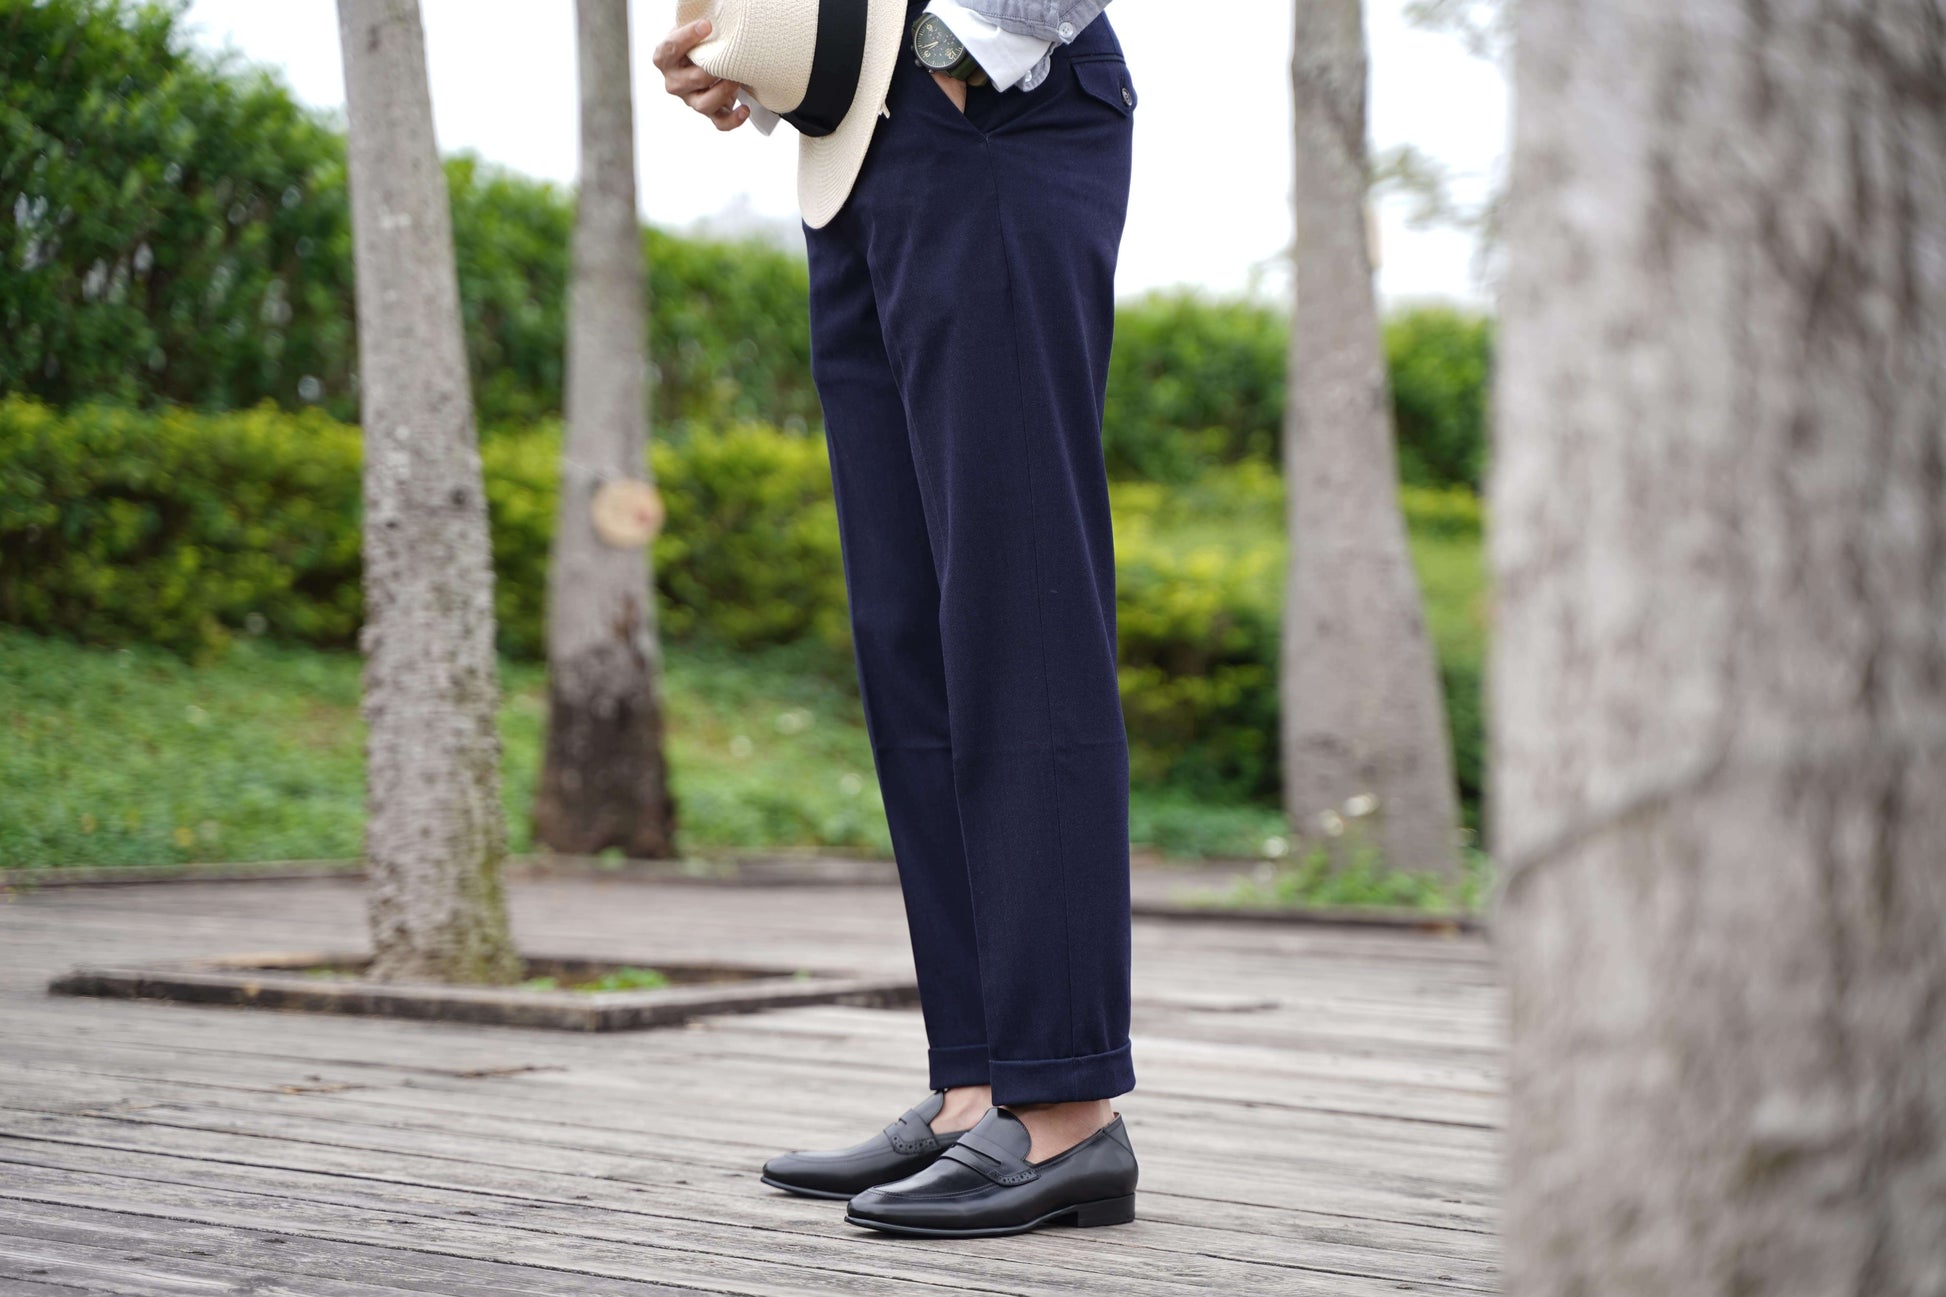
left=1121, top=84, right=1132, bottom=105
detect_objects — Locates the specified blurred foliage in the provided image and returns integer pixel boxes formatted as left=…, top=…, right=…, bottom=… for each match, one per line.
left=0, top=400, right=1486, bottom=820
left=0, top=397, right=845, bottom=663
left=1385, top=305, right=1494, bottom=492
left=1103, top=292, right=1287, bottom=481
left=481, top=420, right=847, bottom=661
left=1105, top=290, right=1493, bottom=492
left=3, top=3, right=1487, bottom=483
left=0, top=0, right=1495, bottom=836
left=0, top=0, right=817, bottom=431
left=1109, top=462, right=1486, bottom=820
left=0, top=398, right=363, bottom=657
left=519, top=966, right=672, bottom=993
left=447, top=154, right=571, bottom=429
left=645, top=228, right=820, bottom=435
left=1220, top=841, right=1495, bottom=913
left=0, top=624, right=1302, bottom=871
left=1112, top=464, right=1282, bottom=798
left=0, top=0, right=355, bottom=412
left=0, top=625, right=898, bottom=868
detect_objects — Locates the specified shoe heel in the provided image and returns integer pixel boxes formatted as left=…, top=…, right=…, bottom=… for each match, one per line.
left=1071, top=1193, right=1136, bottom=1227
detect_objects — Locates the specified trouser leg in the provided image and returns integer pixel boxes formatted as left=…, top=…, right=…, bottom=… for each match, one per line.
left=833, top=11, right=1140, bottom=1106
left=805, top=206, right=991, bottom=1091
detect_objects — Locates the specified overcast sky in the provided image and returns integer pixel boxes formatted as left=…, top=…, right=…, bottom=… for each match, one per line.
left=182, top=1, right=1508, bottom=305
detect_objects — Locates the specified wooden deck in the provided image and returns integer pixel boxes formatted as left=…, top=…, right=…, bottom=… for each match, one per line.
left=0, top=873, right=1505, bottom=1294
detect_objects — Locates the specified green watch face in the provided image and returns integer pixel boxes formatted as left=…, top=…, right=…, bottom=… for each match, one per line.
left=911, top=12, right=967, bottom=70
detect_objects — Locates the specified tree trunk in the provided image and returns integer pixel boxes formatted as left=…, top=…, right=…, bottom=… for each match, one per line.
left=1283, top=0, right=1463, bottom=876
left=531, top=0, right=679, bottom=858
left=337, top=0, right=521, bottom=984
left=1494, top=1, right=1946, bottom=1292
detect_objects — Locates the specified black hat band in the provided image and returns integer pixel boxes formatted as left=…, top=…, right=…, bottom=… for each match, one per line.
left=778, top=1, right=868, bottom=138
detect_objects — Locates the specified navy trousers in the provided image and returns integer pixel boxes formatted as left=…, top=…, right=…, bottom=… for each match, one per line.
left=803, top=6, right=1138, bottom=1106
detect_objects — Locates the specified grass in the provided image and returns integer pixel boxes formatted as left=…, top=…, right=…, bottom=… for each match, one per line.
left=1218, top=840, right=1496, bottom=913
left=519, top=966, right=672, bottom=993
left=0, top=627, right=892, bottom=870
left=0, top=627, right=1304, bottom=873
left=0, top=470, right=1490, bottom=907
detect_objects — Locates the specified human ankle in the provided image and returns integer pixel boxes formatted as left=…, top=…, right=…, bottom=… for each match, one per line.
left=1003, top=1098, right=1115, bottom=1163
left=932, top=1084, right=992, bottom=1134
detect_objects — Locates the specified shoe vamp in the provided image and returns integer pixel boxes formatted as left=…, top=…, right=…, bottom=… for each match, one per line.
left=873, top=1155, right=993, bottom=1200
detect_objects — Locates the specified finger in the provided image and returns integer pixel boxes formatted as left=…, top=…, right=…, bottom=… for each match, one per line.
left=651, top=18, right=711, bottom=73
left=713, top=104, right=751, bottom=132
left=664, top=65, right=720, bottom=96
left=684, top=78, right=741, bottom=118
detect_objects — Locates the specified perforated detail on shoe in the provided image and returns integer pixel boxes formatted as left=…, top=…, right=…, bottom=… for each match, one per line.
left=881, top=1108, right=941, bottom=1155
left=941, top=1129, right=1040, bottom=1185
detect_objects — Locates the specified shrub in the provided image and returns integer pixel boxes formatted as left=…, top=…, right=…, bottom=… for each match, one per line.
left=1104, top=293, right=1494, bottom=493
left=0, top=398, right=362, bottom=658
left=1385, top=305, right=1494, bottom=492
left=7, top=3, right=1490, bottom=498
left=1102, top=291, right=1286, bottom=482
left=1109, top=465, right=1486, bottom=818
left=0, top=399, right=1485, bottom=816
left=477, top=423, right=845, bottom=661
left=0, top=0, right=356, bottom=414
left=1, top=0, right=815, bottom=431
left=0, top=397, right=847, bottom=666
left=1109, top=465, right=1283, bottom=795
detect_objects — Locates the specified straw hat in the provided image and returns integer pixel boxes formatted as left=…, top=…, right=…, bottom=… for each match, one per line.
left=676, top=0, right=910, bottom=229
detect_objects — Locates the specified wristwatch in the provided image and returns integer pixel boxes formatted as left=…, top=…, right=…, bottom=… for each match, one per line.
left=911, top=11, right=989, bottom=86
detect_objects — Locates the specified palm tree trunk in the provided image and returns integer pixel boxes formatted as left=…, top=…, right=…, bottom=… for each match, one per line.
left=532, top=0, right=678, bottom=857
left=1494, top=0, right=1946, bottom=1290
left=337, top=0, right=521, bottom=984
left=1283, top=0, right=1463, bottom=875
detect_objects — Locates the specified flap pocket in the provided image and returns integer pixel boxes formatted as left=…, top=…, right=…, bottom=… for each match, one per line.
left=1072, top=58, right=1136, bottom=115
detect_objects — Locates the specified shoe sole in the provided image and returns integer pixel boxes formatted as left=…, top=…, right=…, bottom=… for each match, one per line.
left=844, top=1192, right=1137, bottom=1237
left=759, top=1174, right=855, bottom=1201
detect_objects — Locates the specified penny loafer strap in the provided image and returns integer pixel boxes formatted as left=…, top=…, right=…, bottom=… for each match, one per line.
left=940, top=1128, right=1039, bottom=1185
left=882, top=1106, right=941, bottom=1155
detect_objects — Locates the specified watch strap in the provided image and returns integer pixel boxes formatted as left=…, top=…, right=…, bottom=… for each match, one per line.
left=913, top=11, right=990, bottom=85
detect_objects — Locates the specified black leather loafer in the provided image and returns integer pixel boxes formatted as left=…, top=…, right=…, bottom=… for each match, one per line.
left=760, top=1091, right=967, bottom=1200
left=844, top=1106, right=1138, bottom=1237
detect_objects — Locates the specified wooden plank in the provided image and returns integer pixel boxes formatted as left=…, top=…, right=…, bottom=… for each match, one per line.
left=0, top=1086, right=1500, bottom=1238
left=0, top=1005, right=1508, bottom=1125
left=0, top=1028, right=1505, bottom=1149
left=0, top=1102, right=1500, bottom=1284
left=0, top=872, right=1506, bottom=1294
left=0, top=1158, right=1472, bottom=1297
left=0, top=1046, right=1504, bottom=1205
left=0, top=1201, right=691, bottom=1296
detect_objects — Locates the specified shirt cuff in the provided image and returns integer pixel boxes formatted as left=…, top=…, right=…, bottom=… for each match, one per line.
left=923, top=0, right=1057, bottom=92
left=736, top=85, right=781, bottom=136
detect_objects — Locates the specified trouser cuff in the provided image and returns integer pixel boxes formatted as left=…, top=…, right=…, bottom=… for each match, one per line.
left=927, top=1042, right=993, bottom=1090
left=989, top=1041, right=1135, bottom=1106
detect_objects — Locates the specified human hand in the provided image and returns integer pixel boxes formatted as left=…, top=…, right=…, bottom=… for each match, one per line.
left=931, top=69, right=967, bottom=114
left=652, top=18, right=751, bottom=131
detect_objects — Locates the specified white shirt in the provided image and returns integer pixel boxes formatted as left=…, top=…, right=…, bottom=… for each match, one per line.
left=738, top=1, right=1058, bottom=136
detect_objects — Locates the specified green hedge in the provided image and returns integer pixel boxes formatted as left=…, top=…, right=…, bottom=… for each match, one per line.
left=0, top=398, right=1484, bottom=812
left=1104, top=291, right=1496, bottom=492
left=1, top=0, right=817, bottom=431
left=481, top=423, right=846, bottom=662
left=1108, top=463, right=1485, bottom=813
left=0, top=399, right=363, bottom=655
left=0, top=398, right=846, bottom=663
